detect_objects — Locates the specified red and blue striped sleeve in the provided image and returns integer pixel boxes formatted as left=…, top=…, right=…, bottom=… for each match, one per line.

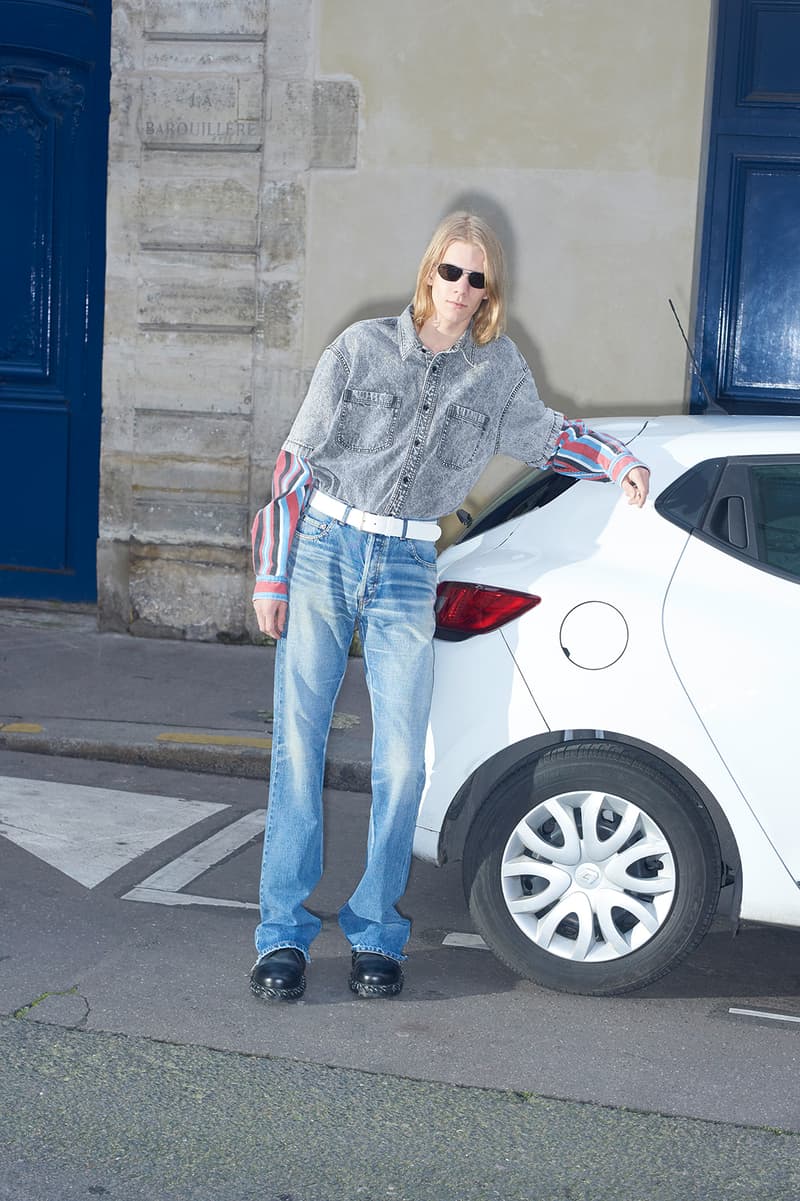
left=548, top=419, right=646, bottom=484
left=251, top=450, right=313, bottom=603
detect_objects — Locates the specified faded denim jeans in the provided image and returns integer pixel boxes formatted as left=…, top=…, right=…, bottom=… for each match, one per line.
left=254, top=507, right=437, bottom=963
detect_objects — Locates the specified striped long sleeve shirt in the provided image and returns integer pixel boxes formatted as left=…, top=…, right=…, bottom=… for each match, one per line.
left=251, top=450, right=313, bottom=602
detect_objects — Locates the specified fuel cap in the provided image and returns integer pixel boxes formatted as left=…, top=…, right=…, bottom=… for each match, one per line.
left=559, top=601, right=629, bottom=670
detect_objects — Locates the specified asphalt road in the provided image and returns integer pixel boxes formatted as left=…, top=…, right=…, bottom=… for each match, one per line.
left=2, top=749, right=800, bottom=1200
left=4, top=1017, right=799, bottom=1201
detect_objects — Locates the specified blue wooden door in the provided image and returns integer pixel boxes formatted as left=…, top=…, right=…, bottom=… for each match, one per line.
left=0, top=1, right=110, bottom=601
left=695, top=0, right=800, bottom=414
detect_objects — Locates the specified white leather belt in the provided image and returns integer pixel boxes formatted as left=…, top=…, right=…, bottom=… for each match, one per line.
left=308, top=490, right=441, bottom=542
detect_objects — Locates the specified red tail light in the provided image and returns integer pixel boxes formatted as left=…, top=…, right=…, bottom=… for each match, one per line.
left=434, top=581, right=541, bottom=640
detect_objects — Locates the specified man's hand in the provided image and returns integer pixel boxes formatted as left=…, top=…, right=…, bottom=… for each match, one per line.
left=621, top=466, right=650, bottom=508
left=253, top=597, right=288, bottom=639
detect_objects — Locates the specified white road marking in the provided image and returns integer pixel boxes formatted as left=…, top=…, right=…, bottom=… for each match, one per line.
left=729, top=1007, right=800, bottom=1025
left=123, top=887, right=258, bottom=911
left=122, top=810, right=264, bottom=909
left=0, top=776, right=226, bottom=888
left=442, top=932, right=489, bottom=950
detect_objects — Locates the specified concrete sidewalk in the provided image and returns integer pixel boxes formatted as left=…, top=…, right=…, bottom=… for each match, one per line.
left=0, top=606, right=373, bottom=790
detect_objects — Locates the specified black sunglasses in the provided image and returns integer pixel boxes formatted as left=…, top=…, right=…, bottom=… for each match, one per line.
left=437, top=262, right=486, bottom=290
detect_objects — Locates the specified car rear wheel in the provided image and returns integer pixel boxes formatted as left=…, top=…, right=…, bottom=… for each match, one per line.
left=463, top=743, right=721, bottom=995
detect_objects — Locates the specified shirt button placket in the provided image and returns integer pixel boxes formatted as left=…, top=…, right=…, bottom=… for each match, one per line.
left=392, top=355, right=440, bottom=513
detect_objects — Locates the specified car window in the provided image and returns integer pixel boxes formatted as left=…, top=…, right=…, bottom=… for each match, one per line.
left=751, top=464, right=800, bottom=580
left=459, top=470, right=577, bottom=543
left=661, top=455, right=800, bottom=586
left=655, top=458, right=725, bottom=532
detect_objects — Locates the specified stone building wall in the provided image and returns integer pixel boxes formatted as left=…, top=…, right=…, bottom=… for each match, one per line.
left=99, top=0, right=356, bottom=639
left=100, top=0, right=713, bottom=640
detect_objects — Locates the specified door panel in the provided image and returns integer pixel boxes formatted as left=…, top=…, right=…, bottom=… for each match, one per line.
left=0, top=89, right=54, bottom=383
left=6, top=408, right=69, bottom=569
left=0, top=1, right=110, bottom=601
left=717, top=145, right=800, bottom=399
left=663, top=534, right=800, bottom=880
left=727, top=0, right=800, bottom=113
left=695, top=0, right=800, bottom=414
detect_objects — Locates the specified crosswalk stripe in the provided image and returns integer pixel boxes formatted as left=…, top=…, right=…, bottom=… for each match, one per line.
left=0, top=775, right=226, bottom=888
left=122, top=810, right=264, bottom=909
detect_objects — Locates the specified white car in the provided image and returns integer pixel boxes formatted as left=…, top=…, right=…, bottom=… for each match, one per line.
left=415, top=415, right=800, bottom=995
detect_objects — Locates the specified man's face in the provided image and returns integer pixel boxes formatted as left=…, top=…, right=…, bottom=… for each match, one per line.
left=428, top=239, right=488, bottom=327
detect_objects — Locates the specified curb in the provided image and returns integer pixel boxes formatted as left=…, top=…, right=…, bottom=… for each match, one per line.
left=0, top=730, right=372, bottom=793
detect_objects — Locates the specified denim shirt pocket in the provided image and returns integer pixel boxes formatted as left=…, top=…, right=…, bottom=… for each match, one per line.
left=436, top=403, right=490, bottom=470
left=335, top=389, right=400, bottom=453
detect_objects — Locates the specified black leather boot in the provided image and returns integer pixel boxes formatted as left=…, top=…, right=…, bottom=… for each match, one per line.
left=349, top=951, right=403, bottom=998
left=250, top=947, right=306, bottom=1000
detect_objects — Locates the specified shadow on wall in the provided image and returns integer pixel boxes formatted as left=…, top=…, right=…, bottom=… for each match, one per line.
left=447, top=190, right=574, bottom=416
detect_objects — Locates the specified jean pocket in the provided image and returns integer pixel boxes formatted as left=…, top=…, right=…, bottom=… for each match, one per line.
left=405, top=538, right=438, bottom=570
left=296, top=511, right=334, bottom=541
left=436, top=403, right=489, bottom=469
left=335, top=389, right=400, bottom=453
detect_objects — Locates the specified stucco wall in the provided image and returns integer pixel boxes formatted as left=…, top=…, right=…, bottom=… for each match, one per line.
left=310, top=0, right=712, bottom=412
left=100, top=0, right=713, bottom=638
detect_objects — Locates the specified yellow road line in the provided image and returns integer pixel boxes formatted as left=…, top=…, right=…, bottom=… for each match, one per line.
left=156, top=732, right=272, bottom=749
left=0, top=722, right=44, bottom=734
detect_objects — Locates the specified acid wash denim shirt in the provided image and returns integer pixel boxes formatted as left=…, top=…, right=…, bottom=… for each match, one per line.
left=285, top=304, right=565, bottom=519
left=252, top=305, right=645, bottom=601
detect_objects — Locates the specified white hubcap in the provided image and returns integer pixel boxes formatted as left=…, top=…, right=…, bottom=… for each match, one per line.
left=500, top=789, right=676, bottom=962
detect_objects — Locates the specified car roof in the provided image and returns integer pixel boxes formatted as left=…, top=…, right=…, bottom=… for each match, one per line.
left=596, top=413, right=800, bottom=467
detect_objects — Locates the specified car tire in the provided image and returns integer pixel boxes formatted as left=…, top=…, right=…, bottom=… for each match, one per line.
left=463, top=742, right=722, bottom=996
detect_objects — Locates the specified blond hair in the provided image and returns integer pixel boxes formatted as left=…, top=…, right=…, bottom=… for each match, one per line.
left=412, top=211, right=507, bottom=345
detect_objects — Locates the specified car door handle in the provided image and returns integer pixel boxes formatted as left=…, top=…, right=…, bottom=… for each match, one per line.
left=726, top=495, right=748, bottom=549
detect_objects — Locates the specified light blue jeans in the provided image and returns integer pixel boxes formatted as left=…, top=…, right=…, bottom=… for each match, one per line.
left=254, top=508, right=437, bottom=963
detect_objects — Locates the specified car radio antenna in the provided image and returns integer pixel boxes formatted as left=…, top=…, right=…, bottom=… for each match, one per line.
left=667, top=298, right=715, bottom=411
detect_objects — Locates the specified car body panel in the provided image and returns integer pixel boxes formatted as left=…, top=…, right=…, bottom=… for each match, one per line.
left=418, top=629, right=549, bottom=851
left=417, top=415, right=800, bottom=932
left=663, top=530, right=799, bottom=878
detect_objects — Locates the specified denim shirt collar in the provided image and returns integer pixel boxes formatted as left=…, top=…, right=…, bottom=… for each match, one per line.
left=397, top=303, right=478, bottom=367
